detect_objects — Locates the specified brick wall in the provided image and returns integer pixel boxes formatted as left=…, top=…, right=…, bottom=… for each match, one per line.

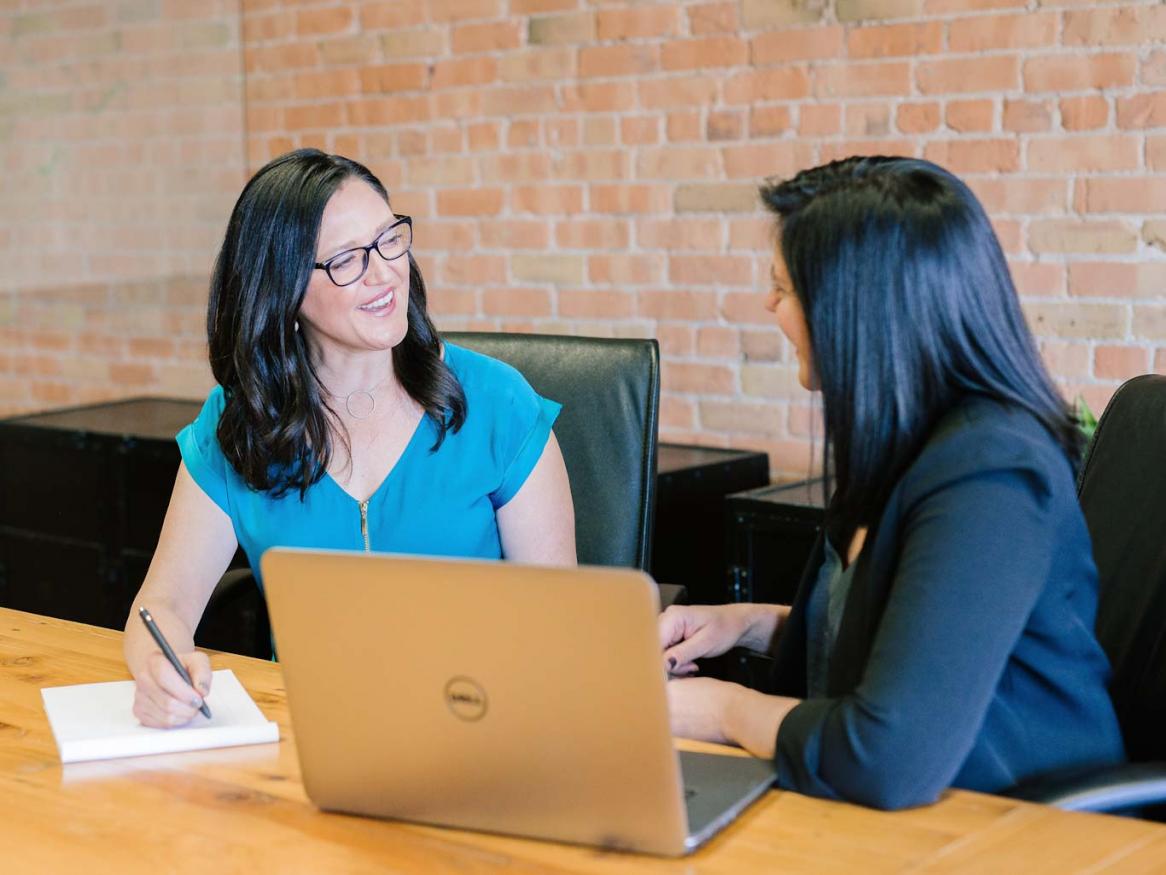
left=4, top=1, right=1165, bottom=479
left=0, top=1, right=245, bottom=415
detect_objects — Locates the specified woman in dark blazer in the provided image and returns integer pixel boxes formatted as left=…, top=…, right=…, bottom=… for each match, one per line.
left=660, top=156, right=1125, bottom=810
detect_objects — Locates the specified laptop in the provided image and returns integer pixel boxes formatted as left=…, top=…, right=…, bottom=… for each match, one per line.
left=260, top=548, right=777, bottom=857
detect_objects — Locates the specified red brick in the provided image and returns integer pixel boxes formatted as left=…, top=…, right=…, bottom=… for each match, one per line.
left=452, top=21, right=522, bottom=53
left=688, top=2, right=739, bottom=35
left=579, top=45, right=658, bottom=78
left=637, top=218, right=724, bottom=250
left=917, top=57, right=1018, bottom=94
left=1027, top=136, right=1140, bottom=173
left=847, top=22, right=942, bottom=59
left=669, top=255, right=754, bottom=286
left=296, top=6, right=353, bottom=37
left=751, top=26, right=844, bottom=63
left=1080, top=178, right=1166, bottom=214
left=1003, top=99, right=1053, bottom=133
left=431, top=57, right=497, bottom=88
left=923, top=139, right=1019, bottom=174
left=948, top=12, right=1057, bottom=52
left=359, top=1, right=427, bottom=30
left=597, top=6, right=682, bottom=40
left=559, top=290, right=636, bottom=319
left=638, top=291, right=719, bottom=321
left=1152, top=137, right=1166, bottom=172
left=817, top=62, right=911, bottom=98
left=971, top=178, right=1067, bottom=215
left=590, top=184, right=671, bottom=214
left=636, top=147, right=721, bottom=180
left=897, top=101, right=940, bottom=133
left=751, top=105, right=793, bottom=137
left=707, top=110, right=746, bottom=141
left=1039, top=340, right=1091, bottom=378
left=498, top=47, right=575, bottom=82
left=589, top=254, right=665, bottom=285
left=661, top=36, right=748, bottom=71
left=479, top=221, right=549, bottom=250
left=481, top=288, right=552, bottom=317
left=1064, top=7, right=1166, bottom=47
left=638, top=76, right=718, bottom=109
left=723, top=142, right=817, bottom=179
left=512, top=185, right=584, bottom=214
left=429, top=0, right=503, bottom=23
left=1095, top=346, right=1149, bottom=380
left=560, top=82, right=637, bottom=113
left=1024, top=54, right=1136, bottom=92
left=1117, top=93, right=1166, bottom=130
left=1010, top=262, right=1065, bottom=298
left=1146, top=51, right=1166, bottom=87
left=1029, top=220, right=1138, bottom=255
left=555, top=220, right=630, bottom=250
left=359, top=64, right=428, bottom=94
left=698, top=400, right=782, bottom=435
left=621, top=117, right=661, bottom=146
left=946, top=99, right=995, bottom=133
left=725, top=68, right=811, bottom=104
left=846, top=103, right=892, bottom=137
left=285, top=102, right=344, bottom=131
left=552, top=150, right=628, bottom=180
left=657, top=326, right=697, bottom=357
left=667, top=111, right=703, bottom=143
left=528, top=12, right=596, bottom=45
left=436, top=188, right=504, bottom=216
left=665, top=363, right=736, bottom=395
left=698, top=326, right=741, bottom=358
left=660, top=397, right=697, bottom=430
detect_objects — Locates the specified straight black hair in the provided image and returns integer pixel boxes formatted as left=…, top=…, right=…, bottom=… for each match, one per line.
left=208, top=148, right=466, bottom=498
left=760, top=156, right=1082, bottom=546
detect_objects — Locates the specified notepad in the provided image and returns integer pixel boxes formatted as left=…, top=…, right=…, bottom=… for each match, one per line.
left=41, top=669, right=280, bottom=764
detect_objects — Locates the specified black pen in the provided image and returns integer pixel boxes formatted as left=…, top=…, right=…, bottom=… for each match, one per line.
left=138, top=607, right=212, bottom=719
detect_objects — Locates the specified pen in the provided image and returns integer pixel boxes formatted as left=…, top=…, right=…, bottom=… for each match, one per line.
left=138, top=607, right=212, bottom=720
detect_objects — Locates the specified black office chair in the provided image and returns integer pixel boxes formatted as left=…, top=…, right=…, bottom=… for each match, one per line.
left=1006, top=375, right=1166, bottom=815
left=198, top=331, right=666, bottom=657
left=445, top=331, right=660, bottom=570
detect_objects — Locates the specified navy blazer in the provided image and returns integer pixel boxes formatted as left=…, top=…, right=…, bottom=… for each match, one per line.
left=770, top=397, right=1125, bottom=810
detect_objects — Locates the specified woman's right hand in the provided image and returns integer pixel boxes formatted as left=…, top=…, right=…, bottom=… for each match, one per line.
left=658, top=603, right=759, bottom=677
left=131, top=649, right=213, bottom=728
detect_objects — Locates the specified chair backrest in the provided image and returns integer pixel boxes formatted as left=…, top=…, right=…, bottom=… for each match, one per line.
left=446, top=332, right=660, bottom=570
left=1077, top=374, right=1166, bottom=762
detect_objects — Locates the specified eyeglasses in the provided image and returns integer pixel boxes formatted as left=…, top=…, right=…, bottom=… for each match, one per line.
left=313, top=216, right=413, bottom=287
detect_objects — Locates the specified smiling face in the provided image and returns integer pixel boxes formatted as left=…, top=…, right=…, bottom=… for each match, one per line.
left=765, top=243, right=817, bottom=391
left=297, top=178, right=411, bottom=366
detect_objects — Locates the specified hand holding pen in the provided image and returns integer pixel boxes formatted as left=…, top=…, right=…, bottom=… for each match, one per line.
left=134, top=607, right=213, bottom=725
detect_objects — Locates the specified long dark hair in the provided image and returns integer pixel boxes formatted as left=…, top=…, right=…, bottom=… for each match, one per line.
left=207, top=149, right=466, bottom=498
left=760, top=157, right=1081, bottom=545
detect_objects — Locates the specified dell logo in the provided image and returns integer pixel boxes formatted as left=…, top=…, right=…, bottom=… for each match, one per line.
left=444, top=676, right=488, bottom=721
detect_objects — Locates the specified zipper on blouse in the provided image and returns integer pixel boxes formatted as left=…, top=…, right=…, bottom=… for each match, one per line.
left=359, top=499, right=370, bottom=552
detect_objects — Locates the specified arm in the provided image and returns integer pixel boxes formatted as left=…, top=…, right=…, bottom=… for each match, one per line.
left=776, top=466, right=1057, bottom=809
left=123, top=462, right=239, bottom=727
left=496, top=431, right=576, bottom=566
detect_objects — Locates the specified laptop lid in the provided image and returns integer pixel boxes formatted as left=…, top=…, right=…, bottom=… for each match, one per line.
left=261, top=549, right=692, bottom=855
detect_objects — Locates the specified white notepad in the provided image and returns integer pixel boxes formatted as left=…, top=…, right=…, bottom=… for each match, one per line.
left=41, top=669, right=280, bottom=763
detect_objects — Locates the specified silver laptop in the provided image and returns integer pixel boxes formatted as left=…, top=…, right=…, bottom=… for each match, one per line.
left=261, top=549, right=777, bottom=856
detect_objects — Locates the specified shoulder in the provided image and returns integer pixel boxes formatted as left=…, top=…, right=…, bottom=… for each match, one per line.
left=898, top=397, right=1077, bottom=510
left=443, top=341, right=537, bottom=404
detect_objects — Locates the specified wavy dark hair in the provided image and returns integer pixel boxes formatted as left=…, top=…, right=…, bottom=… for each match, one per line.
left=207, top=149, right=466, bottom=498
left=760, top=156, right=1081, bottom=546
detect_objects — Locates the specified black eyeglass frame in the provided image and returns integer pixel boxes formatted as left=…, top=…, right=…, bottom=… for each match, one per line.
left=313, top=215, right=413, bottom=287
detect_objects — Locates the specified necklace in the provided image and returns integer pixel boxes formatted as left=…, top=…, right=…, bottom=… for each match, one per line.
left=325, top=374, right=392, bottom=420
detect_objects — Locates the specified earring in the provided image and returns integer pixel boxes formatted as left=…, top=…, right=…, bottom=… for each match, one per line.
left=294, top=320, right=300, bottom=333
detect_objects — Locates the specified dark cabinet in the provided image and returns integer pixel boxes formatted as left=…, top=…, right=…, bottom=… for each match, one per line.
left=0, top=398, right=201, bottom=628
left=652, top=443, right=769, bottom=604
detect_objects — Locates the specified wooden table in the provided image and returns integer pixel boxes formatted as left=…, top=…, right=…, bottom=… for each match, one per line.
left=4, top=608, right=1166, bottom=874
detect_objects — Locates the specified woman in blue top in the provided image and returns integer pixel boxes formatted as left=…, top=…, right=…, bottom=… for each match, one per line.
left=659, top=157, right=1124, bottom=808
left=125, top=150, right=575, bottom=728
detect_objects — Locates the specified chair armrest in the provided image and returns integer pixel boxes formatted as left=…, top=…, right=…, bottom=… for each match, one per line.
left=1004, top=762, right=1166, bottom=813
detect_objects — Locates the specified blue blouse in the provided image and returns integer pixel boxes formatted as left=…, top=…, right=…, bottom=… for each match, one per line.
left=177, top=343, right=561, bottom=586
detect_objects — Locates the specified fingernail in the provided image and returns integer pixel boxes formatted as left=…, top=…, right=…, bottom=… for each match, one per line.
left=667, top=656, right=677, bottom=670
left=198, top=682, right=210, bottom=695
left=190, top=698, right=203, bottom=709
